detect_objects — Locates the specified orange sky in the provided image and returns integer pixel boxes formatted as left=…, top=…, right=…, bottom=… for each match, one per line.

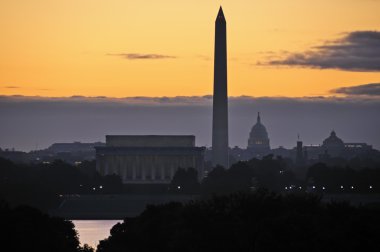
left=1, top=0, right=379, bottom=97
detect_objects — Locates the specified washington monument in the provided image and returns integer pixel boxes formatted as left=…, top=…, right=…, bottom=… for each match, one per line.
left=212, top=7, right=229, bottom=168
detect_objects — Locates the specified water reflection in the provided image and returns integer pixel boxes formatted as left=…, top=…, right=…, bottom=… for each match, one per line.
left=73, top=220, right=121, bottom=248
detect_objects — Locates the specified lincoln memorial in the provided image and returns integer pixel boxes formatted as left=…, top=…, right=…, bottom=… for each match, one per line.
left=95, top=135, right=205, bottom=184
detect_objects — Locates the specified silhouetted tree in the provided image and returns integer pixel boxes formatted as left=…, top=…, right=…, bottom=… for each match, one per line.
left=77, top=160, right=97, bottom=178
left=201, top=165, right=229, bottom=195
left=307, top=162, right=380, bottom=193
left=170, top=168, right=200, bottom=194
left=78, top=244, right=94, bottom=252
left=101, top=174, right=123, bottom=194
left=0, top=199, right=93, bottom=252
left=97, top=190, right=380, bottom=252
left=0, top=157, right=124, bottom=210
left=202, top=157, right=297, bottom=195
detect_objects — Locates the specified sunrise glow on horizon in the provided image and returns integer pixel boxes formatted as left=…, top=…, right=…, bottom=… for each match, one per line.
left=1, top=0, right=379, bottom=98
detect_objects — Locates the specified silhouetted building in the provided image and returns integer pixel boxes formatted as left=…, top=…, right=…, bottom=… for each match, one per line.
left=212, top=7, right=229, bottom=168
left=344, top=142, right=373, bottom=154
left=0, top=142, right=105, bottom=164
left=95, top=135, right=205, bottom=184
left=231, top=126, right=376, bottom=165
left=247, top=112, right=271, bottom=157
left=296, top=139, right=305, bottom=166
left=29, top=141, right=105, bottom=164
left=322, top=130, right=345, bottom=156
left=47, top=142, right=104, bottom=153
left=297, top=131, right=373, bottom=161
left=303, top=148, right=308, bottom=162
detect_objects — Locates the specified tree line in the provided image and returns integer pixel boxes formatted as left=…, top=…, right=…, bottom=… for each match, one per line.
left=0, top=158, right=122, bottom=210
left=1, top=155, right=380, bottom=251
left=170, top=155, right=380, bottom=195
left=97, top=190, right=380, bottom=252
left=1, top=155, right=380, bottom=211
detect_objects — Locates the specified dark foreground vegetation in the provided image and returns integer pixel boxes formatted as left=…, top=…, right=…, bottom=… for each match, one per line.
left=0, top=157, right=122, bottom=210
left=1, top=155, right=380, bottom=212
left=171, top=155, right=380, bottom=195
left=98, top=190, right=380, bottom=252
left=1, top=155, right=380, bottom=251
left=0, top=200, right=93, bottom=252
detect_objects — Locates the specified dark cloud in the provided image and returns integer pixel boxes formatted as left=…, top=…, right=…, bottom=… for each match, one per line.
left=108, top=53, right=176, bottom=60
left=266, top=31, right=380, bottom=71
left=4, top=86, right=19, bottom=89
left=0, top=95, right=379, bottom=151
left=332, top=83, right=380, bottom=96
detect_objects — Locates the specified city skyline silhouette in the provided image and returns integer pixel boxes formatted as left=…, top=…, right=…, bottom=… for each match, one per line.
left=1, top=2, right=379, bottom=151
left=1, top=4, right=380, bottom=252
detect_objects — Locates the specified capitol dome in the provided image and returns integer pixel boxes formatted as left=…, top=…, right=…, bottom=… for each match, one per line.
left=322, top=130, right=345, bottom=149
left=247, top=112, right=270, bottom=152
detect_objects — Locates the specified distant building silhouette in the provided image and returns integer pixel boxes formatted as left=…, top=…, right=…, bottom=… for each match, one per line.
left=212, top=7, right=229, bottom=168
left=296, top=138, right=305, bottom=166
left=321, top=130, right=345, bottom=156
left=47, top=142, right=104, bottom=153
left=247, top=112, right=271, bottom=157
left=219, top=123, right=377, bottom=167
left=95, top=135, right=205, bottom=184
left=0, top=141, right=105, bottom=164
left=273, top=130, right=374, bottom=162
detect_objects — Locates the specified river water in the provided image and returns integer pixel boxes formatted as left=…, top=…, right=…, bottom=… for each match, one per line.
left=73, top=220, right=122, bottom=248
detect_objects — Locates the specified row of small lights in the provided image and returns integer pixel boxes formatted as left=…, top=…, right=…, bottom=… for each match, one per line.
left=285, top=186, right=304, bottom=190
left=285, top=185, right=374, bottom=190
left=78, top=184, right=105, bottom=191
left=58, top=185, right=104, bottom=197
left=93, top=185, right=103, bottom=191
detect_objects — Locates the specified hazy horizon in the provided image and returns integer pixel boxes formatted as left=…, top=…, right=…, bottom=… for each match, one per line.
left=1, top=94, right=379, bottom=152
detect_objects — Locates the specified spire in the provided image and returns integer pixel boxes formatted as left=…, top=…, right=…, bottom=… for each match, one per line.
left=257, top=112, right=261, bottom=124
left=212, top=6, right=228, bottom=168
left=216, top=6, right=226, bottom=22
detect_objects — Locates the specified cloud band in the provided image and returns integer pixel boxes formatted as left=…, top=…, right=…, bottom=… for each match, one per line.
left=267, top=31, right=380, bottom=72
